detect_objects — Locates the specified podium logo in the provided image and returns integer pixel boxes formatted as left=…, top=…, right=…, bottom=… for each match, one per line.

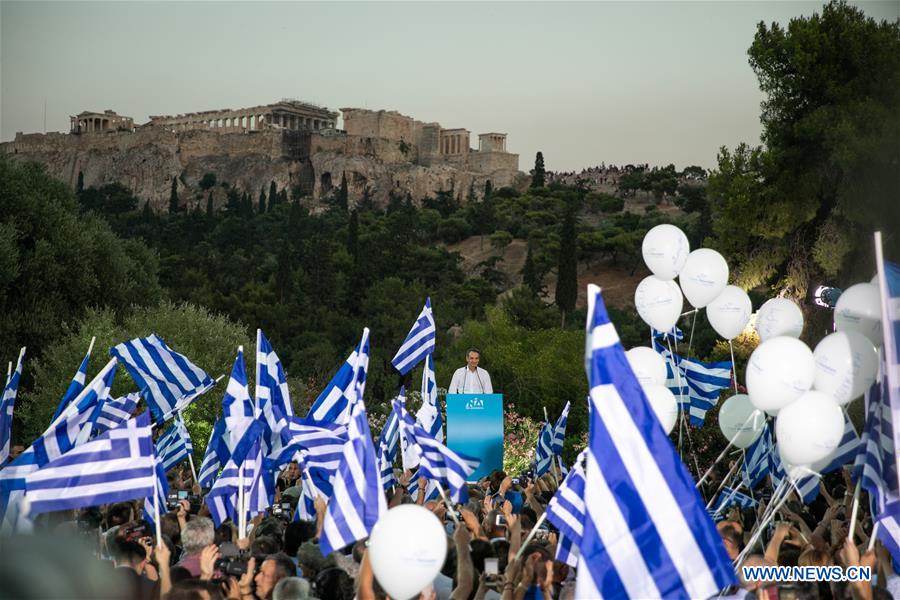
left=465, top=398, right=484, bottom=410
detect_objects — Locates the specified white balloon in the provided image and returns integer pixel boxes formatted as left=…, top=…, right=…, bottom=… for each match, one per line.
left=626, top=347, right=667, bottom=386
left=706, top=285, right=753, bottom=340
left=775, top=391, right=844, bottom=467
left=717, top=394, right=764, bottom=449
left=368, top=505, right=448, bottom=600
left=813, top=330, right=878, bottom=405
left=641, top=224, right=690, bottom=280
left=834, top=283, right=882, bottom=346
left=634, top=276, right=684, bottom=332
left=746, top=336, right=816, bottom=412
left=642, top=384, right=678, bottom=435
left=755, top=298, right=804, bottom=342
left=678, top=248, right=729, bottom=308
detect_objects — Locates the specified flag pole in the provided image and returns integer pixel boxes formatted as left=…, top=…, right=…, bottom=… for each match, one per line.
left=237, top=465, right=246, bottom=540
left=847, top=483, right=862, bottom=543
left=5, top=362, right=10, bottom=386
left=87, top=336, right=96, bottom=357
left=873, top=231, right=900, bottom=494
left=868, top=522, right=880, bottom=552
left=433, top=481, right=459, bottom=525
left=705, top=458, right=742, bottom=509
left=153, top=485, right=162, bottom=548
left=735, top=478, right=791, bottom=565
left=187, top=453, right=198, bottom=486
left=728, top=340, right=739, bottom=394
left=696, top=410, right=761, bottom=488
left=515, top=511, right=549, bottom=560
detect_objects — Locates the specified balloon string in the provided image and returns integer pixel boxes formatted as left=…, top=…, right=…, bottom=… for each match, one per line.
left=688, top=309, right=698, bottom=354
left=705, top=458, right=742, bottom=509
left=696, top=410, right=760, bottom=488
left=729, top=340, right=739, bottom=394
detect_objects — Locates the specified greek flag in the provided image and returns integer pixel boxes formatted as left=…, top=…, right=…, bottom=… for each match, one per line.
left=198, top=417, right=227, bottom=487
left=653, top=327, right=685, bottom=343
left=394, top=398, right=479, bottom=504
left=205, top=438, right=269, bottom=528
left=546, top=450, right=586, bottom=568
left=0, top=358, right=118, bottom=529
left=276, top=417, right=348, bottom=473
left=875, top=253, right=900, bottom=493
left=256, top=330, right=293, bottom=459
left=111, top=335, right=214, bottom=424
left=377, top=442, right=397, bottom=491
left=709, top=486, right=757, bottom=521
left=156, top=417, right=193, bottom=472
left=94, top=393, right=140, bottom=435
left=417, top=355, right=443, bottom=442
left=742, top=424, right=772, bottom=489
left=534, top=422, right=554, bottom=476
left=391, top=297, right=436, bottom=375
left=681, top=356, right=733, bottom=426
left=819, top=413, right=860, bottom=475
left=652, top=340, right=690, bottom=404
left=143, top=459, right=169, bottom=528
left=52, top=341, right=91, bottom=423
left=551, top=401, right=571, bottom=455
left=320, top=328, right=386, bottom=556
left=308, top=336, right=370, bottom=425
left=221, top=348, right=260, bottom=468
left=1, top=348, right=25, bottom=465
left=576, top=285, right=735, bottom=599
left=25, top=412, right=156, bottom=516
left=378, top=390, right=402, bottom=467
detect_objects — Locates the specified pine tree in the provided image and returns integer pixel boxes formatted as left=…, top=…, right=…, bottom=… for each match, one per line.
left=259, top=186, right=267, bottom=214
left=269, top=181, right=278, bottom=208
left=206, top=192, right=214, bottom=218
left=279, top=189, right=287, bottom=205
left=337, top=173, right=349, bottom=210
left=169, top=177, right=179, bottom=214
left=555, top=203, right=578, bottom=326
left=76, top=171, right=84, bottom=195
left=531, top=152, right=546, bottom=188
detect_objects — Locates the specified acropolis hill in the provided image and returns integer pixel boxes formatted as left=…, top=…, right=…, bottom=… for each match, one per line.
left=0, top=101, right=526, bottom=210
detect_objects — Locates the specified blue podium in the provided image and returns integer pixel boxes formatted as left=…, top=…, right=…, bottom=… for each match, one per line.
left=445, top=393, right=503, bottom=481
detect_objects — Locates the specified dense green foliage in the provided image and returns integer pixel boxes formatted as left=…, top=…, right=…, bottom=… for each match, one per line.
left=708, top=1, right=900, bottom=295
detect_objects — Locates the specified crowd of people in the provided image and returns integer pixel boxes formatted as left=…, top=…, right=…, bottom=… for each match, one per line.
left=2, top=458, right=897, bottom=600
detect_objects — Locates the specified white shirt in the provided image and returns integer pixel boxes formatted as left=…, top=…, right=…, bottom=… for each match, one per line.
left=448, top=366, right=493, bottom=394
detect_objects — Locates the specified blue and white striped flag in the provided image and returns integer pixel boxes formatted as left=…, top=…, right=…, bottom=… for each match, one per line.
left=1, top=348, right=25, bottom=465
left=256, top=330, right=293, bottom=460
left=94, top=393, right=140, bottom=435
left=377, top=442, right=397, bottom=491
left=222, top=348, right=260, bottom=468
left=392, top=297, right=436, bottom=375
left=534, top=422, right=554, bottom=476
left=307, top=336, right=370, bottom=425
left=379, top=392, right=402, bottom=465
left=51, top=341, right=92, bottom=423
left=681, top=356, right=733, bottom=426
left=652, top=340, right=690, bottom=405
left=25, top=411, right=156, bottom=516
left=394, top=397, right=479, bottom=504
left=276, top=417, right=348, bottom=473
left=205, top=437, right=269, bottom=528
left=551, top=401, right=571, bottom=455
left=653, top=327, right=685, bottom=343
left=769, top=446, right=819, bottom=504
left=320, top=328, right=386, bottom=556
left=576, top=284, right=735, bottom=598
left=156, top=417, right=193, bottom=472
left=143, top=458, right=169, bottom=528
left=742, top=424, right=772, bottom=489
left=417, top=357, right=443, bottom=442
left=546, top=450, right=586, bottom=568
left=709, top=486, right=757, bottom=521
left=0, top=358, right=118, bottom=529
left=198, top=416, right=227, bottom=488
left=111, top=335, right=214, bottom=424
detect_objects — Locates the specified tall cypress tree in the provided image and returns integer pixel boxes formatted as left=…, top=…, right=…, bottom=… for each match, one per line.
left=76, top=171, right=84, bottom=195
left=206, top=192, right=214, bottom=218
left=531, top=152, right=546, bottom=188
left=483, top=179, right=493, bottom=198
left=258, top=186, right=267, bottom=214
left=555, top=204, right=578, bottom=326
left=269, top=181, right=278, bottom=208
left=522, top=243, right=541, bottom=295
left=169, top=177, right=179, bottom=214
left=142, top=200, right=152, bottom=222
left=347, top=209, right=359, bottom=265
left=337, top=172, right=349, bottom=211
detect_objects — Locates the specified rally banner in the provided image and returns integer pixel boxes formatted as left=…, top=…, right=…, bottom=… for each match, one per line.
left=445, top=394, right=503, bottom=481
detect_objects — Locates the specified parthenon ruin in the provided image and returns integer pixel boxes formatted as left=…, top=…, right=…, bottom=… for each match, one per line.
left=146, top=100, right=339, bottom=133
left=70, top=110, right=134, bottom=134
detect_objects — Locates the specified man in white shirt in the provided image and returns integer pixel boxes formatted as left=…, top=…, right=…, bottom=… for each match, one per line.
left=448, top=347, right=493, bottom=394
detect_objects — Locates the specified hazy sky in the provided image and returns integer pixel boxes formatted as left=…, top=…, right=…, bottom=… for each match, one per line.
left=2, top=1, right=897, bottom=171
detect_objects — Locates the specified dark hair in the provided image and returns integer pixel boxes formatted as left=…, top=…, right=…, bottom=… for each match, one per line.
left=107, top=503, right=134, bottom=527
left=284, top=521, right=316, bottom=556
left=469, top=539, right=495, bottom=572
left=251, top=534, right=281, bottom=556
left=111, top=539, right=146, bottom=565
left=265, top=552, right=297, bottom=581
left=466, top=347, right=481, bottom=357
left=214, top=523, right=233, bottom=546
left=314, top=567, right=354, bottom=600
left=719, top=525, right=743, bottom=551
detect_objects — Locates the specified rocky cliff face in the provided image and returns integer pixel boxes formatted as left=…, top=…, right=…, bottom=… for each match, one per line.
left=1, top=128, right=527, bottom=211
